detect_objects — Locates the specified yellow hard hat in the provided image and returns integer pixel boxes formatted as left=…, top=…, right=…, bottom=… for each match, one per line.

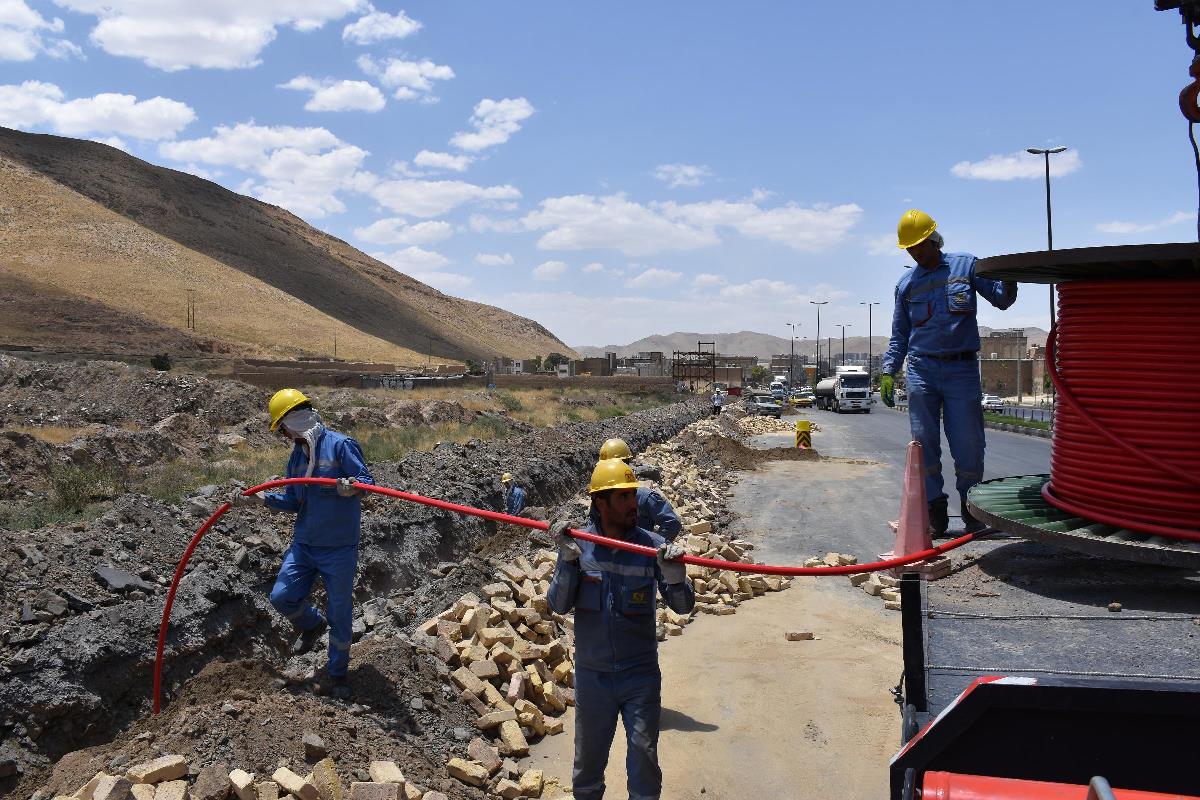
left=589, top=458, right=641, bottom=494
left=268, top=388, right=310, bottom=431
left=897, top=209, right=937, bottom=249
left=501, top=472, right=513, bottom=483
left=599, top=438, right=633, bottom=461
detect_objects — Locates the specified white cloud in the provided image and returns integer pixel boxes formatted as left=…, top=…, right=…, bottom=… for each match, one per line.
left=413, top=150, right=473, bottom=172
left=358, top=55, right=453, bottom=102
left=582, top=262, right=606, bottom=274
left=0, top=0, right=81, bottom=61
left=693, top=273, right=727, bottom=287
left=469, top=214, right=523, bottom=234
left=279, top=76, right=385, bottom=113
left=864, top=233, right=899, bottom=256
left=90, top=135, right=128, bottom=151
left=450, top=97, right=534, bottom=152
left=342, top=6, right=421, bottom=44
left=369, top=178, right=520, bottom=218
left=1095, top=211, right=1191, bottom=235
left=522, top=192, right=861, bottom=257
left=719, top=278, right=795, bottom=300
left=0, top=80, right=195, bottom=139
left=653, top=163, right=712, bottom=189
left=475, top=252, right=514, bottom=266
left=355, top=218, right=452, bottom=246
left=56, top=0, right=362, bottom=71
left=161, top=122, right=369, bottom=219
left=523, top=194, right=719, bottom=257
left=532, top=260, right=567, bottom=281
left=377, top=246, right=451, bottom=272
left=951, top=150, right=1082, bottom=181
left=624, top=267, right=683, bottom=289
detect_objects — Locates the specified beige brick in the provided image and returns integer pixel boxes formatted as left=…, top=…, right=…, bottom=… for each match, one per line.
left=497, top=720, right=530, bottom=756
left=347, top=784, right=398, bottom=800
left=544, top=716, right=565, bottom=736
left=74, top=771, right=108, bottom=799
left=229, top=770, right=256, bottom=800
left=153, top=781, right=187, bottom=800
left=876, top=574, right=899, bottom=588
left=863, top=580, right=884, bottom=597
left=254, top=783, right=278, bottom=800
left=482, top=582, right=512, bottom=599
left=401, top=785, right=422, bottom=800
left=785, top=630, right=815, bottom=641
left=450, top=666, right=487, bottom=696
left=884, top=600, right=903, bottom=611
left=478, top=627, right=515, bottom=648
left=418, top=617, right=439, bottom=636
left=552, top=661, right=573, bottom=686
left=129, top=785, right=156, bottom=800
left=519, top=769, right=544, bottom=797
left=310, top=759, right=341, bottom=800
left=848, top=573, right=871, bottom=587
left=506, top=671, right=526, bottom=703
left=435, top=619, right=465, bottom=642
left=128, top=756, right=188, bottom=785
left=468, top=658, right=500, bottom=680
left=466, top=738, right=501, bottom=775
left=367, top=762, right=404, bottom=786
left=497, top=563, right=526, bottom=583
left=474, top=708, right=517, bottom=730
left=271, top=768, right=318, bottom=800
left=764, top=576, right=784, bottom=591
left=421, top=793, right=448, bottom=800
left=94, top=775, right=133, bottom=800
left=445, top=759, right=488, bottom=787
left=880, top=589, right=901, bottom=603
left=494, top=779, right=522, bottom=800
left=688, top=521, right=711, bottom=534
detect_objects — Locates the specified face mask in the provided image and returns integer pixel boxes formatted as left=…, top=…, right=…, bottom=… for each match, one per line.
left=280, top=408, right=324, bottom=477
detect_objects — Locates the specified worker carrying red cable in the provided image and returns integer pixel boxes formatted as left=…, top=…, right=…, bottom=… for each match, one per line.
left=547, top=458, right=695, bottom=800
left=227, top=388, right=374, bottom=700
left=881, top=210, right=1018, bottom=535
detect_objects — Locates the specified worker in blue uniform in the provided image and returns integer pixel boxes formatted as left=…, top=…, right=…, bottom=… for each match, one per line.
left=881, top=210, right=1017, bottom=535
left=501, top=472, right=526, bottom=515
left=598, top=438, right=683, bottom=541
left=227, top=388, right=374, bottom=699
left=548, top=458, right=695, bottom=800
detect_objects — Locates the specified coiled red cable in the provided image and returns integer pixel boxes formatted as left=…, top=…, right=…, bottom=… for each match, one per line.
left=1044, top=279, right=1200, bottom=538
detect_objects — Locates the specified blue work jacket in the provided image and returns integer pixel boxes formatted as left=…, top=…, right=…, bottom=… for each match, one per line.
left=548, top=522, right=695, bottom=673
left=507, top=485, right=527, bottom=516
left=637, top=487, right=682, bottom=540
left=882, top=251, right=1018, bottom=375
left=262, top=429, right=374, bottom=548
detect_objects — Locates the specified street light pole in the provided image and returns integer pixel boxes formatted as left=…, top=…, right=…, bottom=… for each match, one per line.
left=809, top=301, right=828, bottom=379
left=860, top=301, right=879, bottom=389
left=836, top=324, right=851, bottom=368
left=786, top=322, right=799, bottom=387
left=1027, top=146, right=1068, bottom=400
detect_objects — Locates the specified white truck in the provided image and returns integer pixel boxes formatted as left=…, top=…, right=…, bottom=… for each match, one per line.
left=813, top=365, right=872, bottom=413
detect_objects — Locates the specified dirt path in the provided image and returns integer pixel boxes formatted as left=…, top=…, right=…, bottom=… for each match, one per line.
left=521, top=572, right=902, bottom=799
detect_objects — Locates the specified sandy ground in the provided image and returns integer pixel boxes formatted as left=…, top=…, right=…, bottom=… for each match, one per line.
left=520, top=570, right=903, bottom=799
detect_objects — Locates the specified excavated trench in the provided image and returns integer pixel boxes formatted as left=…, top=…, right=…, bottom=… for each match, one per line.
left=0, top=397, right=707, bottom=796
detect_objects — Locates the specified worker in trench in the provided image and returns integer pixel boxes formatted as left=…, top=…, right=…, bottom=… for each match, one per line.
left=501, top=471, right=526, bottom=515
left=227, top=388, right=374, bottom=700
left=548, top=458, right=695, bottom=800
left=881, top=210, right=1018, bottom=535
left=599, top=438, right=683, bottom=541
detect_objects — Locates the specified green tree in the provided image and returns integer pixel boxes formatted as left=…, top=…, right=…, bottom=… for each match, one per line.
left=530, top=355, right=544, bottom=372
left=544, top=352, right=570, bottom=369
left=749, top=365, right=770, bottom=385
left=150, top=353, right=172, bottom=371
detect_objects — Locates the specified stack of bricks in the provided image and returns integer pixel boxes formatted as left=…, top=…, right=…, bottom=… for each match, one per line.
left=675, top=524, right=791, bottom=622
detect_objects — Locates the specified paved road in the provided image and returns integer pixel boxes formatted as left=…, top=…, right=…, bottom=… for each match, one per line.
left=733, top=405, right=1050, bottom=566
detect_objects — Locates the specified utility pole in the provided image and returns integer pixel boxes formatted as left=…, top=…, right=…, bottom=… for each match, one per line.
left=333, top=333, right=337, bottom=359
left=186, top=289, right=196, bottom=331
left=1027, top=145, right=1066, bottom=403
left=836, top=324, right=852, bottom=368
left=860, top=301, right=879, bottom=389
left=809, top=300, right=828, bottom=379
left=786, top=322, right=799, bottom=387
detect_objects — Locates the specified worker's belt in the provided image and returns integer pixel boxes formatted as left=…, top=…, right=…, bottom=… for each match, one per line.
left=928, top=351, right=977, bottom=361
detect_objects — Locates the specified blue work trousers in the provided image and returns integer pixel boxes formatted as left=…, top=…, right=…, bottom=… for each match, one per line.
left=905, top=356, right=986, bottom=510
left=573, top=666, right=662, bottom=800
left=269, top=542, right=357, bottom=677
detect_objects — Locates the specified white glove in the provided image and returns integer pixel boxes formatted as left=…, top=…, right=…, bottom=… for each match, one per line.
left=549, top=519, right=581, bottom=562
left=336, top=477, right=363, bottom=497
left=657, top=542, right=687, bottom=584
left=227, top=490, right=263, bottom=509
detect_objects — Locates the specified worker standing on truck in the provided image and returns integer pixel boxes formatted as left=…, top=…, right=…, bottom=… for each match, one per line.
left=227, top=388, right=374, bottom=700
left=599, top=438, right=684, bottom=541
left=881, top=210, right=1017, bottom=535
left=548, top=458, right=695, bottom=800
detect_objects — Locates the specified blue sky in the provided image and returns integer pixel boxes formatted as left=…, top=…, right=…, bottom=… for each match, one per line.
left=1, top=1, right=1193, bottom=350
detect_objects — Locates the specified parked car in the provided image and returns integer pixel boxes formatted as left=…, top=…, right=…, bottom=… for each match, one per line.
left=790, top=392, right=813, bottom=408
left=981, top=394, right=1004, bottom=413
left=750, top=395, right=783, bottom=418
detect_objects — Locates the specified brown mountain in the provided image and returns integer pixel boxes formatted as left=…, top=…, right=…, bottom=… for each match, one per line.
left=0, top=127, right=573, bottom=365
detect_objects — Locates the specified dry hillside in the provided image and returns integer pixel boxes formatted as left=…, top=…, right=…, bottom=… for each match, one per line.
left=0, top=127, right=574, bottom=365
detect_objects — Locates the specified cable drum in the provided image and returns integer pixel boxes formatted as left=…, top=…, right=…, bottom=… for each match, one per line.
left=1045, top=279, right=1200, bottom=537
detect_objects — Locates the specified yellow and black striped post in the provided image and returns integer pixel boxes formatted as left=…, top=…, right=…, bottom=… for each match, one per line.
left=795, top=420, right=812, bottom=449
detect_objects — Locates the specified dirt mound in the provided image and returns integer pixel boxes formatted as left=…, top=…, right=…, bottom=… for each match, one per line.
left=0, top=431, right=55, bottom=498
left=672, top=410, right=820, bottom=471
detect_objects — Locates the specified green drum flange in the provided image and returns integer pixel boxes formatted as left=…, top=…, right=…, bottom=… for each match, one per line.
left=966, top=474, right=1200, bottom=568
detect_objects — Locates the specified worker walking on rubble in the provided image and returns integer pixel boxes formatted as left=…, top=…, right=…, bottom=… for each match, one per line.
left=501, top=472, right=526, bottom=515
left=599, top=438, right=683, bottom=541
left=548, top=458, right=695, bottom=800
left=227, top=388, right=374, bottom=700
left=710, top=389, right=723, bottom=415
left=881, top=210, right=1018, bottom=535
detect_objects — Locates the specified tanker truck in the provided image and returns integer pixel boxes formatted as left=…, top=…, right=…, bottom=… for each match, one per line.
left=813, top=365, right=871, bottom=413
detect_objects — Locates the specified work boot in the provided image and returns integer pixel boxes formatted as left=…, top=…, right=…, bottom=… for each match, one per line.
left=961, top=507, right=986, bottom=533
left=330, top=675, right=351, bottom=701
left=928, top=499, right=949, bottom=537
left=293, top=618, right=328, bottom=656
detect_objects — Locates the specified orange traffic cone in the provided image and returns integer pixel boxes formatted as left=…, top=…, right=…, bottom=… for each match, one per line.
left=881, top=441, right=932, bottom=560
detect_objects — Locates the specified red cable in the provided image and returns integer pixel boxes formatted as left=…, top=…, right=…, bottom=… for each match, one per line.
left=1043, top=279, right=1200, bottom=538
left=153, top=477, right=975, bottom=713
